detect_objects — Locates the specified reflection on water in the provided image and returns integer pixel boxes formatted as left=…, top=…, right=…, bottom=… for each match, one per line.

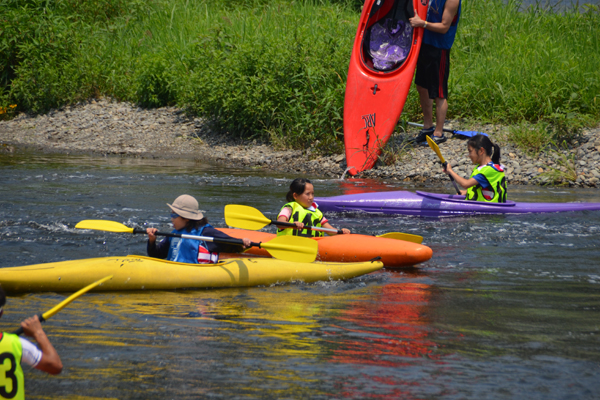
left=1, top=150, right=600, bottom=398
left=328, top=281, right=440, bottom=366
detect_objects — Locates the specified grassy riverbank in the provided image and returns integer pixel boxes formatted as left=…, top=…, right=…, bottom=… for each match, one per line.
left=1, top=0, right=599, bottom=151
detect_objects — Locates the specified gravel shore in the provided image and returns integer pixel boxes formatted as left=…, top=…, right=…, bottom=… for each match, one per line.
left=1, top=97, right=599, bottom=188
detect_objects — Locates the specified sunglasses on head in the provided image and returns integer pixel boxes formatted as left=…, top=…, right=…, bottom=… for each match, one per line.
left=170, top=212, right=180, bottom=219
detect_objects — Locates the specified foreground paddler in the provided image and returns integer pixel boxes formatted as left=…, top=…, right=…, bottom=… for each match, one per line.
left=0, top=286, right=63, bottom=399
left=0, top=276, right=111, bottom=398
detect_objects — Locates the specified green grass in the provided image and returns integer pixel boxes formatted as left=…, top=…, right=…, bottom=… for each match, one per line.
left=1, top=0, right=599, bottom=150
left=449, top=0, right=600, bottom=127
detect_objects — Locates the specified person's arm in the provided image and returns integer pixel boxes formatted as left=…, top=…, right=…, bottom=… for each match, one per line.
left=277, top=206, right=303, bottom=230
left=444, top=163, right=478, bottom=190
left=20, top=316, right=62, bottom=375
left=409, top=0, right=460, bottom=34
left=147, top=234, right=170, bottom=259
left=322, top=222, right=351, bottom=235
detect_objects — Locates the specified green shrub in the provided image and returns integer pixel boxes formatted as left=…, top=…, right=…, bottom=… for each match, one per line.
left=507, top=121, right=552, bottom=156
left=1, top=0, right=599, bottom=151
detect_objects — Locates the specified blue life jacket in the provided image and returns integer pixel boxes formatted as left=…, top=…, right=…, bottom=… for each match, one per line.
left=166, top=224, right=218, bottom=264
left=423, top=0, right=461, bottom=50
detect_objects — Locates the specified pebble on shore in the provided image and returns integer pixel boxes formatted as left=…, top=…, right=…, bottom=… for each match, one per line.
left=1, top=97, right=599, bottom=188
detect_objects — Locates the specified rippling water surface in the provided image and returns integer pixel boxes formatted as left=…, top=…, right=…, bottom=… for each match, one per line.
left=1, top=150, right=599, bottom=399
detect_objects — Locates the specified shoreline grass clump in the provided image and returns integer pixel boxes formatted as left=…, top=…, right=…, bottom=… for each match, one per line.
left=1, top=0, right=599, bottom=151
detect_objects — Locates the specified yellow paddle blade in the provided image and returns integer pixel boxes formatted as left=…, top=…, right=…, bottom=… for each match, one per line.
left=42, top=275, right=113, bottom=320
left=75, top=220, right=134, bottom=234
left=426, top=135, right=446, bottom=164
left=261, top=236, right=318, bottom=263
left=377, top=232, right=423, bottom=244
left=224, top=204, right=271, bottom=230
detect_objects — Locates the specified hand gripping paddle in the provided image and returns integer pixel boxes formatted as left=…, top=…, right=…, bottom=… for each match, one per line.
left=426, top=135, right=462, bottom=195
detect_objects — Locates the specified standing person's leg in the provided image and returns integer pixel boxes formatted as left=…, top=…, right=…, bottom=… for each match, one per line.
left=417, top=85, right=434, bottom=130
left=420, top=47, right=450, bottom=145
left=433, top=97, right=448, bottom=138
left=413, top=44, right=438, bottom=143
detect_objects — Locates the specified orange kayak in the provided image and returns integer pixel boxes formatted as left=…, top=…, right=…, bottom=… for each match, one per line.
left=218, top=228, right=432, bottom=268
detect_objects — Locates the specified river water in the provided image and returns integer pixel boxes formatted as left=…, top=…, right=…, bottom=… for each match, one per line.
left=1, top=150, right=599, bottom=399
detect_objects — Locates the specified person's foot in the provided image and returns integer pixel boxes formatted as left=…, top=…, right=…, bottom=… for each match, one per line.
left=420, top=134, right=447, bottom=146
left=412, top=126, right=435, bottom=143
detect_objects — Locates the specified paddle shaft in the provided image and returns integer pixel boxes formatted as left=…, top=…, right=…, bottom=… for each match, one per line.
left=408, top=122, right=487, bottom=137
left=134, top=228, right=262, bottom=248
left=267, top=220, right=342, bottom=235
left=425, top=135, right=462, bottom=196
left=12, top=275, right=113, bottom=335
left=442, top=161, right=462, bottom=195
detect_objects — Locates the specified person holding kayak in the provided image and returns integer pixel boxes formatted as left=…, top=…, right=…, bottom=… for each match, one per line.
left=277, top=178, right=350, bottom=237
left=146, top=194, right=252, bottom=263
left=409, top=0, right=461, bottom=146
left=443, top=134, right=507, bottom=203
left=0, top=286, right=63, bottom=399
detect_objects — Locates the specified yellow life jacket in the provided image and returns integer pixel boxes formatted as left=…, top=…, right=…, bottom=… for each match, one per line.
left=0, top=333, right=25, bottom=400
left=466, top=163, right=507, bottom=203
left=277, top=201, right=324, bottom=237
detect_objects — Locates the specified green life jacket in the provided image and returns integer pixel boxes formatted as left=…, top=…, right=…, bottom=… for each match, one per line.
left=277, top=201, right=324, bottom=237
left=466, top=163, right=507, bottom=203
left=0, top=333, right=25, bottom=400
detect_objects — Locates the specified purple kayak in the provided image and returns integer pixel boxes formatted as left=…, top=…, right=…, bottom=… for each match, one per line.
left=315, top=190, right=600, bottom=217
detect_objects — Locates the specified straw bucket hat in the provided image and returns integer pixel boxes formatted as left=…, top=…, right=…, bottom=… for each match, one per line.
left=167, top=195, right=204, bottom=220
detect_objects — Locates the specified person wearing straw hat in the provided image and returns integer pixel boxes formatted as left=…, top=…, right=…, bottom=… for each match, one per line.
left=0, top=286, right=63, bottom=399
left=146, top=194, right=252, bottom=264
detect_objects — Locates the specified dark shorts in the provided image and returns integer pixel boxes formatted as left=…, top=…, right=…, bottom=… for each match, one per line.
left=415, top=43, right=451, bottom=99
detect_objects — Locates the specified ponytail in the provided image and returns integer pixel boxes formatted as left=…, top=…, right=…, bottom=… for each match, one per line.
left=467, top=134, right=501, bottom=164
left=286, top=178, right=312, bottom=202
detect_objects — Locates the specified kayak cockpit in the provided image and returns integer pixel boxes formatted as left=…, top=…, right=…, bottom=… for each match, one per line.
left=416, top=191, right=517, bottom=207
left=361, top=0, right=415, bottom=72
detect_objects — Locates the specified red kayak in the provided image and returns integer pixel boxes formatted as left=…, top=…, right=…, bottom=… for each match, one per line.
left=344, top=0, right=427, bottom=175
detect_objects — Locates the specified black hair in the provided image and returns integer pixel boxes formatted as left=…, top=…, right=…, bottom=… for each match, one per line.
left=286, top=178, right=312, bottom=202
left=185, top=217, right=209, bottom=232
left=467, top=134, right=501, bottom=164
left=0, top=285, right=5, bottom=308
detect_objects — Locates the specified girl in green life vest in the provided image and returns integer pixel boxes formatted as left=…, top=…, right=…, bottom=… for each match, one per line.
left=277, top=178, right=351, bottom=237
left=443, top=134, right=507, bottom=203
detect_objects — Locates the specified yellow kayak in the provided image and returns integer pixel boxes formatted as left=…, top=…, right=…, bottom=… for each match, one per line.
left=0, top=255, right=383, bottom=294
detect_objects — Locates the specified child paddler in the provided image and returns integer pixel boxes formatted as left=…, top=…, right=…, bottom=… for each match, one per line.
left=443, top=134, right=507, bottom=202
left=277, top=178, right=351, bottom=237
left=0, top=286, right=63, bottom=399
left=146, top=194, right=252, bottom=263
